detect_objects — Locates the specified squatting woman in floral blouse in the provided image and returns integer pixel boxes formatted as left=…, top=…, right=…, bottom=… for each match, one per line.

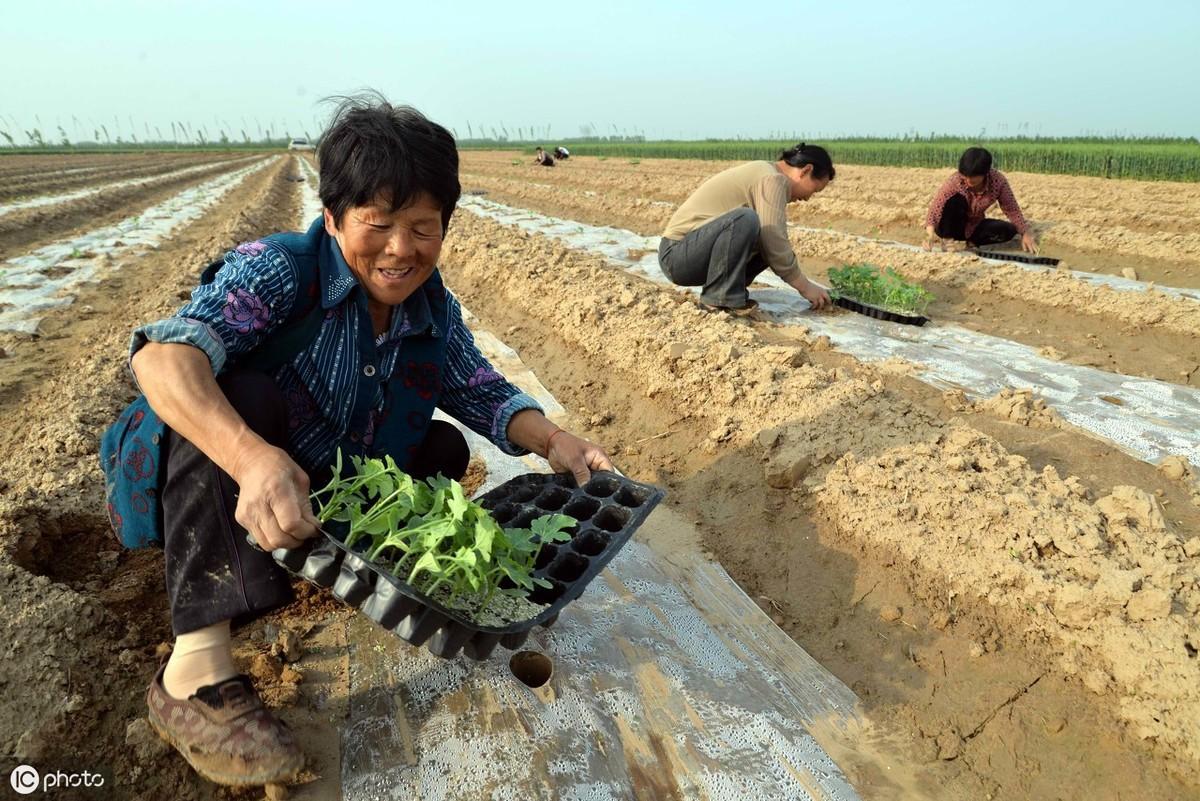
left=125, top=97, right=611, bottom=786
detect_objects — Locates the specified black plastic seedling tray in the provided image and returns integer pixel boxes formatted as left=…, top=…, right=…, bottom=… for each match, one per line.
left=975, top=249, right=1060, bottom=266
left=833, top=295, right=929, bottom=327
left=262, top=471, right=664, bottom=660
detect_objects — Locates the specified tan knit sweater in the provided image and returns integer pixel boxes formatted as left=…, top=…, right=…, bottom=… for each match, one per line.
left=662, top=161, right=801, bottom=282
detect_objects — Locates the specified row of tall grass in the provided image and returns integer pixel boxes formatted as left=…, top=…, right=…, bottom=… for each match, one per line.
left=512, top=137, right=1200, bottom=181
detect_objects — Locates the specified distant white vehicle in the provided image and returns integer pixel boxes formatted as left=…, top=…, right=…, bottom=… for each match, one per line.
left=287, top=137, right=315, bottom=151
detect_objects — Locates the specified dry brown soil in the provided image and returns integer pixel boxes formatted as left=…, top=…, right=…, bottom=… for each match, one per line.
left=459, top=151, right=1200, bottom=388
left=0, top=152, right=1195, bottom=801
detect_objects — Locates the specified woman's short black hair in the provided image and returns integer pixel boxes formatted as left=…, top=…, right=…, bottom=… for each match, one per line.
left=317, top=93, right=460, bottom=232
left=958, top=147, right=993, bottom=177
left=779, top=142, right=835, bottom=180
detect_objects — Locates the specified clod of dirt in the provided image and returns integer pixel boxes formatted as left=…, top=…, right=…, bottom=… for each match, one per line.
left=1159, top=455, right=1192, bottom=482
left=756, top=429, right=781, bottom=451
left=271, top=628, right=303, bottom=663
left=667, top=342, right=692, bottom=360
left=765, top=452, right=813, bottom=489
left=125, top=717, right=169, bottom=761
left=969, top=642, right=986, bottom=658
left=930, top=610, right=953, bottom=630
left=589, top=411, right=613, bottom=427
left=976, top=388, right=1061, bottom=428
left=1122, top=267, right=1139, bottom=280
left=251, top=652, right=283, bottom=683
left=1126, top=588, right=1173, bottom=621
left=265, top=783, right=290, bottom=800
left=936, top=728, right=964, bottom=760
left=280, top=665, right=304, bottom=685
left=879, top=605, right=903, bottom=622
left=708, top=424, right=732, bottom=443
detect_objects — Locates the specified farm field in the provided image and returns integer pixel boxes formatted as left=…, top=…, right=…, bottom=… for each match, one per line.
left=0, top=149, right=1197, bottom=800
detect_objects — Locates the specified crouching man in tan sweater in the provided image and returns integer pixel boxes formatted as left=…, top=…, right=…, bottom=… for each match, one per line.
left=658, top=143, right=834, bottom=315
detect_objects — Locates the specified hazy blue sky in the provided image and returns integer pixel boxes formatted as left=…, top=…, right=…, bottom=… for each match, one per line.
left=3, top=0, right=1196, bottom=144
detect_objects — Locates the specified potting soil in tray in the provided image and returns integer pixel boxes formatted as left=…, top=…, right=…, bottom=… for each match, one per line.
left=833, top=295, right=929, bottom=327
left=260, top=470, right=664, bottom=660
left=975, top=249, right=1061, bottom=266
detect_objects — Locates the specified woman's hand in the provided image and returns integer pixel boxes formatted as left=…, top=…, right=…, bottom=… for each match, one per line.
left=230, top=443, right=320, bottom=551
left=922, top=225, right=943, bottom=251
left=1020, top=232, right=1039, bottom=254
left=507, top=409, right=615, bottom=487
left=789, top=275, right=831, bottom=310
left=547, top=429, right=615, bottom=488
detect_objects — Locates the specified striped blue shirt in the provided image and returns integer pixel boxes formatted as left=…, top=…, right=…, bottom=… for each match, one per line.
left=129, top=224, right=541, bottom=475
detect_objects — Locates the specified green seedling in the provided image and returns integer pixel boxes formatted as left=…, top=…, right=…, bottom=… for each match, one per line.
left=828, top=263, right=935, bottom=315
left=311, top=450, right=575, bottom=613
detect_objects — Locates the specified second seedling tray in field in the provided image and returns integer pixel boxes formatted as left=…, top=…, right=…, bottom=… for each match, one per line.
left=266, top=470, right=664, bottom=660
left=832, top=295, right=929, bottom=326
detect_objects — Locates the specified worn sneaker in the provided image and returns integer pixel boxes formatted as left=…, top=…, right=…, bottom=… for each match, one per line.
left=146, top=665, right=304, bottom=786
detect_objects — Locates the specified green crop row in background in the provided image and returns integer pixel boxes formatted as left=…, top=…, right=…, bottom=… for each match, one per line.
left=499, top=138, right=1200, bottom=181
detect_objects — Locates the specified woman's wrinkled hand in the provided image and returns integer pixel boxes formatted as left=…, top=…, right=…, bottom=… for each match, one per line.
left=546, top=430, right=615, bottom=488
left=231, top=444, right=320, bottom=551
left=1021, top=232, right=1039, bottom=254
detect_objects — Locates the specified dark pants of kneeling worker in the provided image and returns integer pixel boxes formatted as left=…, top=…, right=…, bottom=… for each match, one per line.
left=160, top=369, right=469, bottom=636
left=658, top=207, right=769, bottom=309
left=934, top=193, right=1018, bottom=246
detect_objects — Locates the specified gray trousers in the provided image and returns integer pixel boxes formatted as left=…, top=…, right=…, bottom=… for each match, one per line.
left=658, top=208, right=769, bottom=307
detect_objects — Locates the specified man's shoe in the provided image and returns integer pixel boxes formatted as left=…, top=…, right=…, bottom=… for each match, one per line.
left=146, top=665, right=303, bottom=786
left=700, top=298, right=762, bottom=318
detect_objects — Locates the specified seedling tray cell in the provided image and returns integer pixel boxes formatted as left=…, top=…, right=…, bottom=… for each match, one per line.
left=259, top=471, right=664, bottom=660
left=975, top=249, right=1060, bottom=266
left=833, top=295, right=929, bottom=326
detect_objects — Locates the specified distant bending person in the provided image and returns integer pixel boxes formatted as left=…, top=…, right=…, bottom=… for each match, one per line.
left=553, top=146, right=570, bottom=160
left=533, top=147, right=555, bottom=167
left=658, top=143, right=834, bottom=315
left=924, top=147, right=1037, bottom=253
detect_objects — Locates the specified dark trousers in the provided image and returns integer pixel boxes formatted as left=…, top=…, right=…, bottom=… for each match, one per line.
left=934, top=193, right=1018, bottom=246
left=658, top=208, right=769, bottom=308
left=161, top=370, right=469, bottom=635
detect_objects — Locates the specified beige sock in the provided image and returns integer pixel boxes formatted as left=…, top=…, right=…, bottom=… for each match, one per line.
left=162, top=621, right=236, bottom=700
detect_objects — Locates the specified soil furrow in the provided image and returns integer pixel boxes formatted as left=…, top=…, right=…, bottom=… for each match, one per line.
left=0, top=154, right=303, bottom=800
left=436, top=208, right=1200, bottom=799
left=0, top=154, right=241, bottom=203
left=0, top=156, right=264, bottom=263
left=456, top=171, right=1200, bottom=388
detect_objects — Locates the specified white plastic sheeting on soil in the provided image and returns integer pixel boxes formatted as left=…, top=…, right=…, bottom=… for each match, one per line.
left=457, top=195, right=1200, bottom=467
left=340, top=324, right=861, bottom=801
left=296, top=155, right=323, bottom=223
left=790, top=225, right=1200, bottom=303
left=0, top=156, right=259, bottom=219
left=0, top=158, right=273, bottom=334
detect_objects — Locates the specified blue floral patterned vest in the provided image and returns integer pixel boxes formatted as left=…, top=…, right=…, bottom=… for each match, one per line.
left=100, top=220, right=451, bottom=549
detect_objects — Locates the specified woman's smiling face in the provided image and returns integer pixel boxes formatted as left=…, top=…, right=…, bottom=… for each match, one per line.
left=323, top=193, right=444, bottom=310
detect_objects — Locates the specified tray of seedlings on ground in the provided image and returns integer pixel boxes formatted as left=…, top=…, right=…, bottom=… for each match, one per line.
left=828, top=263, right=935, bottom=326
left=261, top=451, right=664, bottom=660
left=975, top=249, right=1060, bottom=266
